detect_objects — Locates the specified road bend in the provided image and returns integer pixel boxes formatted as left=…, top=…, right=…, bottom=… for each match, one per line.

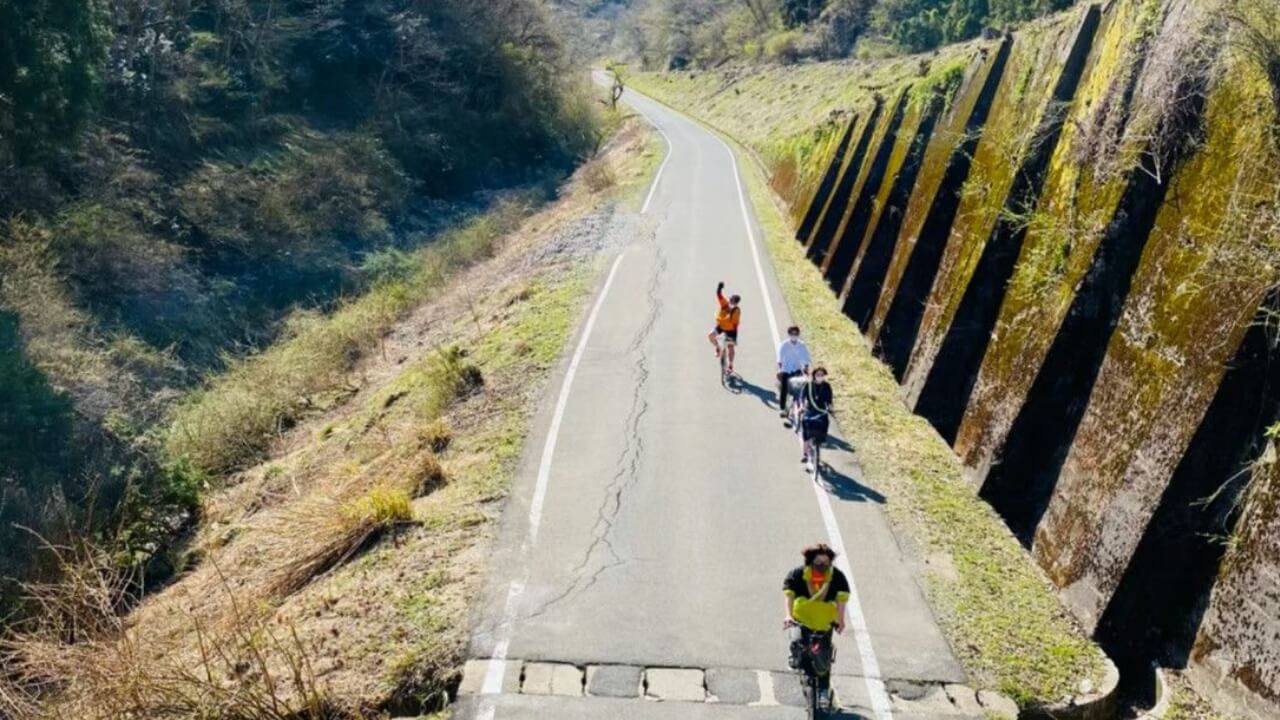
left=452, top=81, right=965, bottom=719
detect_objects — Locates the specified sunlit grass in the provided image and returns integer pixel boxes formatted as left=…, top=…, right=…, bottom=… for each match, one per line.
left=726, top=128, right=1105, bottom=707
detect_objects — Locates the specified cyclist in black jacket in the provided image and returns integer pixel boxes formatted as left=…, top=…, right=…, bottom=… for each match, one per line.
left=795, top=366, right=834, bottom=464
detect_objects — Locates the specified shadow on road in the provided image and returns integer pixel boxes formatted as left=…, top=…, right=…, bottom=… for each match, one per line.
left=824, top=434, right=854, bottom=453
left=735, top=376, right=781, bottom=409
left=819, top=459, right=887, bottom=505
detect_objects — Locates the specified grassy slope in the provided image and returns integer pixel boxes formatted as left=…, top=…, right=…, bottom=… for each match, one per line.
left=625, top=64, right=1107, bottom=704
left=627, top=43, right=982, bottom=167
left=10, top=115, right=662, bottom=718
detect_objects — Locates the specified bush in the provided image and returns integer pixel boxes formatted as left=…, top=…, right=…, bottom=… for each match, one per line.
left=50, top=203, right=212, bottom=348
left=765, top=30, right=806, bottom=64
left=266, top=482, right=416, bottom=598
left=179, top=132, right=409, bottom=263
left=0, top=0, right=106, bottom=164
left=361, top=248, right=419, bottom=286
left=164, top=204, right=516, bottom=477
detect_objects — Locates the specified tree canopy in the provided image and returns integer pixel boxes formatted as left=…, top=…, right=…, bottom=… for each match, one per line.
left=609, top=0, right=1074, bottom=67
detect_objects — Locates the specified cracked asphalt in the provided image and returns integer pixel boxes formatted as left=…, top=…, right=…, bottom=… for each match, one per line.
left=457, top=84, right=965, bottom=719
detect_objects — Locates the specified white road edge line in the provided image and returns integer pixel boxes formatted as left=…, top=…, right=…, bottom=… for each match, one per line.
left=477, top=253, right=628, bottom=717
left=713, top=132, right=895, bottom=720
left=640, top=121, right=673, bottom=215
left=528, top=252, right=627, bottom=545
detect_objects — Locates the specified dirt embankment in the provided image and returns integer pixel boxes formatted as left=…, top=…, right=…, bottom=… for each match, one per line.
left=1, top=118, right=661, bottom=720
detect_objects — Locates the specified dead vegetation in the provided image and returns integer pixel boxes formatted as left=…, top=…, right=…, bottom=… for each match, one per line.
left=0, top=544, right=335, bottom=720
left=0, top=115, right=659, bottom=719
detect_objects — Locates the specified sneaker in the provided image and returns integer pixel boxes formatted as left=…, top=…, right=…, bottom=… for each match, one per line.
left=779, top=410, right=788, bottom=418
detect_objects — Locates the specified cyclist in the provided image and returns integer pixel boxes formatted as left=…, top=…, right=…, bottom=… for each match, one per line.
left=707, top=281, right=741, bottom=373
left=776, top=325, right=811, bottom=419
left=795, top=366, right=834, bottom=464
left=783, top=543, right=849, bottom=709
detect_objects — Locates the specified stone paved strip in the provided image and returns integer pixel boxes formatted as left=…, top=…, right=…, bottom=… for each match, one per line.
left=586, top=665, right=643, bottom=698
left=459, top=659, right=522, bottom=695
left=458, top=656, right=994, bottom=716
left=831, top=674, right=875, bottom=713
left=770, top=671, right=807, bottom=708
left=522, top=662, right=583, bottom=696
left=644, top=668, right=706, bottom=702
left=705, top=667, right=760, bottom=705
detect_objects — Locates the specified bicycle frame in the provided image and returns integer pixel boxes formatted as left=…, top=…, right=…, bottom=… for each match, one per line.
left=718, top=334, right=736, bottom=387
left=797, top=628, right=835, bottom=718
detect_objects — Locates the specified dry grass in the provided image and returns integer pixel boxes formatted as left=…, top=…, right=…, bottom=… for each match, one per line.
left=0, top=545, right=334, bottom=720
left=164, top=200, right=531, bottom=478
left=0, top=115, right=661, bottom=719
left=265, top=482, right=419, bottom=599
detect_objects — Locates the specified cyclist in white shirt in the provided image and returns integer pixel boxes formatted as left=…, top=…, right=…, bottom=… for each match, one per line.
left=777, top=325, right=812, bottom=418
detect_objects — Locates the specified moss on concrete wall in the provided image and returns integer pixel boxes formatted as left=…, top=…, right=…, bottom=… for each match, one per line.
left=631, top=0, right=1280, bottom=715
left=901, top=9, right=1090, bottom=403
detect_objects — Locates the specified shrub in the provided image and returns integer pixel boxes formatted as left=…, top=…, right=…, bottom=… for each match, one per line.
left=266, top=483, right=415, bottom=597
left=179, top=132, right=409, bottom=264
left=347, top=485, right=414, bottom=526
left=360, top=247, right=419, bottom=286
left=582, top=157, right=618, bottom=193
left=165, top=204, right=514, bottom=477
left=50, top=202, right=213, bottom=349
left=0, top=0, right=106, bottom=164
left=765, top=30, right=806, bottom=64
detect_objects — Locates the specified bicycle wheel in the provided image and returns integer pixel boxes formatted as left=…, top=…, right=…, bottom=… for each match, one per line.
left=808, top=671, right=821, bottom=719
left=809, top=439, right=821, bottom=483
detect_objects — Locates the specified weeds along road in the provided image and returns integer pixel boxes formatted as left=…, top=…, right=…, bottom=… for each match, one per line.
left=451, top=78, right=968, bottom=720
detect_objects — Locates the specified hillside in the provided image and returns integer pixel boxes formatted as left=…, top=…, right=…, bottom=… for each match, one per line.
left=0, top=110, right=661, bottom=718
left=605, top=0, right=1072, bottom=68
left=631, top=0, right=1280, bottom=717
left=0, top=0, right=599, bottom=612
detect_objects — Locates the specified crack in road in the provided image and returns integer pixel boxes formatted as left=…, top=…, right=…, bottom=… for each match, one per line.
left=523, top=238, right=667, bottom=620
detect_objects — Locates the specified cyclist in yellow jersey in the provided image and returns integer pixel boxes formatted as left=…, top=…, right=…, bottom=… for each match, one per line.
left=783, top=544, right=849, bottom=703
left=706, top=281, right=741, bottom=372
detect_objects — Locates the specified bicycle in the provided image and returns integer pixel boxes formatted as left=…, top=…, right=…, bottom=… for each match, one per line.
left=804, top=418, right=823, bottom=483
left=717, top=333, right=738, bottom=389
left=790, top=623, right=836, bottom=718
left=799, top=408, right=831, bottom=483
left=786, top=375, right=808, bottom=430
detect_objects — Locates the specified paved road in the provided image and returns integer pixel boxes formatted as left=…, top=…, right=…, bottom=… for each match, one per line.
left=453, top=81, right=966, bottom=719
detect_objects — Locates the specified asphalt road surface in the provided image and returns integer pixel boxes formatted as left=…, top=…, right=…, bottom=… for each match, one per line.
left=452, top=79, right=966, bottom=720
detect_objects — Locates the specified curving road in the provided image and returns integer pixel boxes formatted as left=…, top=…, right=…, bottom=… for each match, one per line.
left=451, top=79, right=968, bottom=720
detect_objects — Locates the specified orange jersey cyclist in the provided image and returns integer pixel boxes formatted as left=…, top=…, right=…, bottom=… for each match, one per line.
left=706, top=281, right=741, bottom=372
